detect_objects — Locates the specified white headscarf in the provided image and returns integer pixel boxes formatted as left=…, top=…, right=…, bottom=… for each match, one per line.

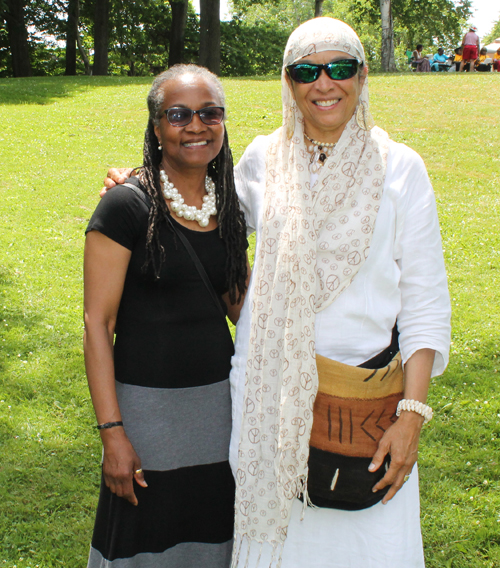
left=233, top=17, right=390, bottom=567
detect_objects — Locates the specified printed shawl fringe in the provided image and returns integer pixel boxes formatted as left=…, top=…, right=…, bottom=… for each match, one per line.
left=232, top=534, right=284, bottom=568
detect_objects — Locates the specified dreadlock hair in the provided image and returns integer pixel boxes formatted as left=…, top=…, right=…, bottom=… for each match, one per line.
left=140, top=64, right=248, bottom=304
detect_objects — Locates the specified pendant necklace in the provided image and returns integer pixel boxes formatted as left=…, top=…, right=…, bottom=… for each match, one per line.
left=160, top=169, right=217, bottom=228
left=304, top=133, right=336, bottom=174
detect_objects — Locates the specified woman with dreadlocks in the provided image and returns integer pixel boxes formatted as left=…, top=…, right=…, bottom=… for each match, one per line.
left=84, top=65, right=248, bottom=568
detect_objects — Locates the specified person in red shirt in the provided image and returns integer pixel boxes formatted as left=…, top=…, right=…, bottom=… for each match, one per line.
left=460, top=25, right=480, bottom=72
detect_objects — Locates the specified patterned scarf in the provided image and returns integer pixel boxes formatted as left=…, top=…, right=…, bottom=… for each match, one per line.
left=233, top=18, right=390, bottom=566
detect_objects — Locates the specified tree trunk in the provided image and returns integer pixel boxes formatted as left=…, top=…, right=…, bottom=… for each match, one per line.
left=77, top=33, right=92, bottom=75
left=4, top=0, right=32, bottom=77
left=314, top=0, right=324, bottom=18
left=379, top=0, right=397, bottom=72
left=93, top=0, right=110, bottom=75
left=198, top=0, right=220, bottom=75
left=65, top=0, right=79, bottom=75
left=168, top=0, right=188, bottom=67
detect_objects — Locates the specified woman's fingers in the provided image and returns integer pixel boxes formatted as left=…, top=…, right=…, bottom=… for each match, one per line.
left=101, top=168, right=135, bottom=197
left=369, top=413, right=423, bottom=502
left=368, top=437, right=390, bottom=474
left=103, top=464, right=140, bottom=505
left=111, top=476, right=137, bottom=505
left=121, top=479, right=139, bottom=506
left=372, top=451, right=414, bottom=499
left=112, top=167, right=134, bottom=184
left=381, top=467, right=413, bottom=504
left=372, top=446, right=410, bottom=491
left=108, top=167, right=132, bottom=184
left=134, top=465, right=148, bottom=489
left=101, top=433, right=147, bottom=505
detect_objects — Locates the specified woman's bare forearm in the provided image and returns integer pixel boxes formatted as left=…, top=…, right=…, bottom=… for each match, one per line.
left=84, top=321, right=122, bottom=426
left=370, top=348, right=436, bottom=502
left=83, top=231, right=131, bottom=426
left=402, top=348, right=435, bottom=404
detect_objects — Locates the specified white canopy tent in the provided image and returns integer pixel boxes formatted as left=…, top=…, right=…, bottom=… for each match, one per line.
left=484, top=38, right=500, bottom=56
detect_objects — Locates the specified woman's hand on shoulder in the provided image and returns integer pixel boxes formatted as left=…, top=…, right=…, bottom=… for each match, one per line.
left=100, top=427, right=147, bottom=506
left=100, top=167, right=135, bottom=197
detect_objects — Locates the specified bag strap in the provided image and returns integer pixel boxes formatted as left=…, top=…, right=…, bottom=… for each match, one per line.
left=121, top=180, right=152, bottom=207
left=169, top=223, right=228, bottom=322
left=121, top=179, right=228, bottom=325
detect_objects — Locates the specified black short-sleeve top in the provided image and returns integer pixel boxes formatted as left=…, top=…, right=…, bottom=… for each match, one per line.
left=86, top=185, right=235, bottom=389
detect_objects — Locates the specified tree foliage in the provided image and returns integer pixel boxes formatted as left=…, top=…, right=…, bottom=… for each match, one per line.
left=391, top=0, right=471, bottom=51
left=231, top=0, right=315, bottom=29
left=1, top=0, right=85, bottom=77
left=0, top=0, right=475, bottom=77
left=483, top=16, right=500, bottom=45
left=230, top=0, right=471, bottom=70
left=106, top=0, right=169, bottom=75
left=0, top=0, right=201, bottom=78
left=104, top=0, right=200, bottom=75
left=220, top=18, right=289, bottom=75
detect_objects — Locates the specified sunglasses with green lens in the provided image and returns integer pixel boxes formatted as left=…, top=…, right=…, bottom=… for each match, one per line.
left=286, top=59, right=363, bottom=83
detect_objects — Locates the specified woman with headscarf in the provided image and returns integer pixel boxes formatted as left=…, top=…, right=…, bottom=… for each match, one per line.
left=228, top=17, right=450, bottom=568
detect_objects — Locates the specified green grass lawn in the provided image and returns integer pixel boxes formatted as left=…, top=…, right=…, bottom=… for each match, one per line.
left=0, top=72, right=499, bottom=567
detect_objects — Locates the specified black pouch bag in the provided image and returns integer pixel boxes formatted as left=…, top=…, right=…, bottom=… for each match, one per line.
left=307, top=328, right=402, bottom=510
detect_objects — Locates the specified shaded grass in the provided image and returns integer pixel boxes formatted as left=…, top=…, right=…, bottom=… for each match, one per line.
left=0, top=72, right=499, bottom=567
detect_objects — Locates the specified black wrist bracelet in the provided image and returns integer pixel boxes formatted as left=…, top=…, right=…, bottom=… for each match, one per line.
left=96, top=421, right=124, bottom=430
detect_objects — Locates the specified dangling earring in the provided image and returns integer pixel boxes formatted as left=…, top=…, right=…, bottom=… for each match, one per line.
left=158, top=140, right=163, bottom=151
left=286, top=106, right=295, bottom=140
left=356, top=101, right=375, bottom=131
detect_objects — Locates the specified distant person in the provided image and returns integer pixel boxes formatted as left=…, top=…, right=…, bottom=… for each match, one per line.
left=453, top=47, right=463, bottom=71
left=475, top=47, right=492, bottom=72
left=460, top=25, right=480, bottom=72
left=493, top=46, right=500, bottom=71
left=412, top=44, right=431, bottom=72
left=431, top=48, right=449, bottom=72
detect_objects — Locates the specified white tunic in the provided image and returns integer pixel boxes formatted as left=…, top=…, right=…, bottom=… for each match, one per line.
left=229, top=136, right=451, bottom=568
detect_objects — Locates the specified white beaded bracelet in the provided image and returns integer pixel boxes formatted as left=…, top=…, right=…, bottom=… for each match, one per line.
left=396, top=399, right=433, bottom=424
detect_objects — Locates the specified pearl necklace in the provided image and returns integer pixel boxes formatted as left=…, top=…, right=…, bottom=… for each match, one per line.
left=160, top=169, right=217, bottom=228
left=304, top=133, right=336, bottom=174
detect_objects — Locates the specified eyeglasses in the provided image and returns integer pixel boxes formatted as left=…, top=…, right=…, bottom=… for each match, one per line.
left=286, top=59, right=362, bottom=83
left=163, top=106, right=225, bottom=127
